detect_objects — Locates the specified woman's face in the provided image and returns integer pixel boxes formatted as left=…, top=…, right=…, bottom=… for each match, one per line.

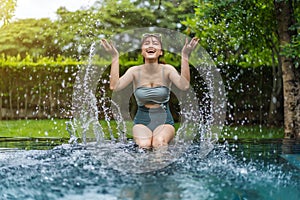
left=141, top=36, right=163, bottom=60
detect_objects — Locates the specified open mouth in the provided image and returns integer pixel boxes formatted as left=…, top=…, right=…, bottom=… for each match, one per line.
left=146, top=49, right=156, bottom=54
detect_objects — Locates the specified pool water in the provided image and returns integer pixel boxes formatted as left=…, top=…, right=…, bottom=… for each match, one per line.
left=0, top=139, right=299, bottom=200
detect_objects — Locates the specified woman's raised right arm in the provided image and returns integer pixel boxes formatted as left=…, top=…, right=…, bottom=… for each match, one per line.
left=101, top=39, right=134, bottom=91
left=101, top=39, right=119, bottom=90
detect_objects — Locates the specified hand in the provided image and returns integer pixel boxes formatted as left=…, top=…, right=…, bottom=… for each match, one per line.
left=181, top=37, right=199, bottom=57
left=101, top=39, right=119, bottom=58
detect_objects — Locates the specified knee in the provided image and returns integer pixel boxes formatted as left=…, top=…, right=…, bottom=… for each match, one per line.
left=135, top=138, right=152, bottom=149
left=152, top=136, right=168, bottom=148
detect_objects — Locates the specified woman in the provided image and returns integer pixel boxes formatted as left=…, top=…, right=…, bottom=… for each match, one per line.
left=101, top=33, right=199, bottom=149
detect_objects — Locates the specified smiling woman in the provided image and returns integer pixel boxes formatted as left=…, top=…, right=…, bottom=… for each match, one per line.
left=101, top=34, right=199, bottom=149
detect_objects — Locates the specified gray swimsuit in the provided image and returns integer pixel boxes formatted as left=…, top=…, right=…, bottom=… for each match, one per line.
left=133, top=67, right=174, bottom=131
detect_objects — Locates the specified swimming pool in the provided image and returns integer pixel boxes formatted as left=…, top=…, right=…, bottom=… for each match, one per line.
left=0, top=139, right=299, bottom=200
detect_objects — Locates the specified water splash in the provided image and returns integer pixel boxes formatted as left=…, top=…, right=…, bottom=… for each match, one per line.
left=1, top=141, right=299, bottom=199
left=70, top=42, right=105, bottom=144
left=110, top=100, right=127, bottom=143
left=69, top=27, right=227, bottom=173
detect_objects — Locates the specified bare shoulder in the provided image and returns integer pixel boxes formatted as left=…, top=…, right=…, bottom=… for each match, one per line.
left=161, top=64, right=178, bottom=73
left=126, top=65, right=142, bottom=74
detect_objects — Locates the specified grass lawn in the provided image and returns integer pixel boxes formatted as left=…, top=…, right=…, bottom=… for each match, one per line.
left=0, top=119, right=284, bottom=140
left=0, top=119, right=70, bottom=138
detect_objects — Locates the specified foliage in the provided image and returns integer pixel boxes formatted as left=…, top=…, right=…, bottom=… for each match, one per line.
left=1, top=0, right=298, bottom=128
left=128, top=0, right=195, bottom=31
left=281, top=34, right=300, bottom=68
left=0, top=0, right=195, bottom=60
left=0, top=0, right=16, bottom=25
left=0, top=53, right=84, bottom=68
left=53, top=0, right=194, bottom=58
left=0, top=55, right=82, bottom=120
left=183, top=0, right=278, bottom=68
left=281, top=1, right=300, bottom=68
left=0, top=18, right=60, bottom=57
left=1, top=0, right=297, bottom=68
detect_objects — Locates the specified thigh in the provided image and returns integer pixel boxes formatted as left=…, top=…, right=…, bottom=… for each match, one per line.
left=132, top=124, right=152, bottom=141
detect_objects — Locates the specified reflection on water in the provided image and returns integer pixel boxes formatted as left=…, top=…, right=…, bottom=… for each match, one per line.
left=0, top=137, right=69, bottom=150
left=0, top=139, right=299, bottom=200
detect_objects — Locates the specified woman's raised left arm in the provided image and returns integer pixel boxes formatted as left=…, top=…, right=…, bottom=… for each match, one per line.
left=169, top=37, right=199, bottom=90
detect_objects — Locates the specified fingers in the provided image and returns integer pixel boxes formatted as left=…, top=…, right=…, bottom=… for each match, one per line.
left=101, top=39, right=112, bottom=50
left=184, top=37, right=199, bottom=48
left=188, top=37, right=199, bottom=49
left=185, top=38, right=189, bottom=46
left=110, top=41, right=117, bottom=52
left=184, top=37, right=199, bottom=50
left=182, top=37, right=199, bottom=56
left=101, top=39, right=119, bottom=57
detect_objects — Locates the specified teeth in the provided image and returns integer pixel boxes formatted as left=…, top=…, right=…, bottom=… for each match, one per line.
left=146, top=49, right=156, bottom=53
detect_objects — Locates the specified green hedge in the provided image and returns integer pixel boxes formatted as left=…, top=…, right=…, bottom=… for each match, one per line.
left=0, top=54, right=283, bottom=127
left=0, top=53, right=84, bottom=68
left=0, top=54, right=83, bottom=119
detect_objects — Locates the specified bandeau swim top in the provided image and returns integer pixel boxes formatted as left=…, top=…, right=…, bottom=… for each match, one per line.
left=134, top=86, right=170, bottom=106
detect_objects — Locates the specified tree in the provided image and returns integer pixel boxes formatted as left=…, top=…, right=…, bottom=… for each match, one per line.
left=0, top=0, right=195, bottom=59
left=127, top=0, right=195, bottom=31
left=0, top=18, right=60, bottom=58
left=0, top=0, right=16, bottom=26
left=184, top=0, right=282, bottom=125
left=274, top=0, right=300, bottom=140
left=184, top=0, right=300, bottom=138
left=53, top=0, right=195, bottom=58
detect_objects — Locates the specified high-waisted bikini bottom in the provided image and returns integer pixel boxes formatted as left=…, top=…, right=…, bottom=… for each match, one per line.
left=133, top=103, right=174, bottom=131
